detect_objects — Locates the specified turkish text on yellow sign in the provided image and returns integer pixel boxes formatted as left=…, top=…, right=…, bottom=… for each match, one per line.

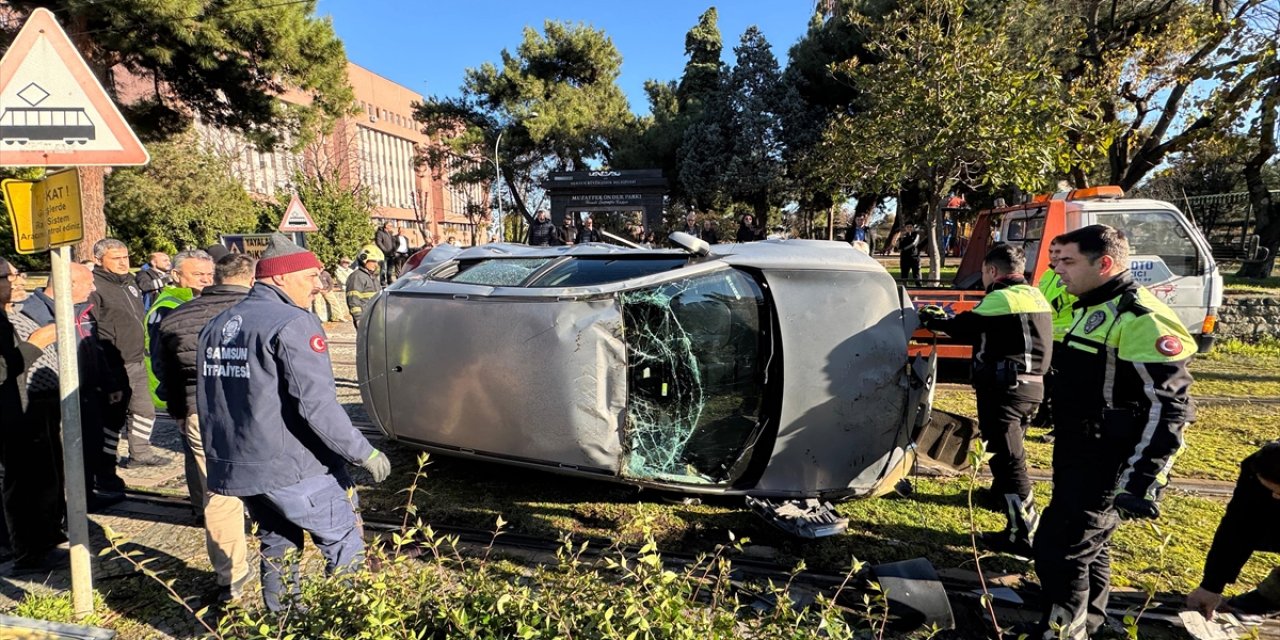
left=2, top=168, right=82, bottom=254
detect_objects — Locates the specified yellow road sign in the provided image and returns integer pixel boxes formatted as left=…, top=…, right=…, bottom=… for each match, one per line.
left=2, top=167, right=82, bottom=254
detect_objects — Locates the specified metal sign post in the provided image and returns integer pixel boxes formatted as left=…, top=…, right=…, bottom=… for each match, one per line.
left=51, top=245, right=93, bottom=616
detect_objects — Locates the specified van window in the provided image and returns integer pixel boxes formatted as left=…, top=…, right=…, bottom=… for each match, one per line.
left=620, top=269, right=768, bottom=485
left=1095, top=210, right=1201, bottom=277
left=1000, top=206, right=1047, bottom=276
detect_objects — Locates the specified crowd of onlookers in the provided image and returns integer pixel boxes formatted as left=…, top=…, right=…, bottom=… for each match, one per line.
left=1, top=234, right=390, bottom=607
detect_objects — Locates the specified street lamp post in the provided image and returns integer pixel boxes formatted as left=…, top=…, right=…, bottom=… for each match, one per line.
left=491, top=112, right=537, bottom=243
left=492, top=129, right=505, bottom=242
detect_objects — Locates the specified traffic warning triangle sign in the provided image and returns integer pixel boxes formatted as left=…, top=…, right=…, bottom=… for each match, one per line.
left=278, top=194, right=318, bottom=232
left=0, top=8, right=149, bottom=167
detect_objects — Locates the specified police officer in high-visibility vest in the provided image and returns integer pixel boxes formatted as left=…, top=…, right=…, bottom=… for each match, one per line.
left=144, top=249, right=215, bottom=412
left=920, top=243, right=1052, bottom=555
left=1031, top=236, right=1077, bottom=436
left=1032, top=225, right=1195, bottom=640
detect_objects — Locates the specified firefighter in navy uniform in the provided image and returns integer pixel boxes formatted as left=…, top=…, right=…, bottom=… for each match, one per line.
left=198, top=234, right=391, bottom=612
left=1032, top=225, right=1195, bottom=640
left=919, top=244, right=1052, bottom=555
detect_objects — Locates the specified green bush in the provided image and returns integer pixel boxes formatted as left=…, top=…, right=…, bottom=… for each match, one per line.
left=210, top=455, right=886, bottom=639
left=1203, top=336, right=1280, bottom=358
left=214, top=522, right=878, bottom=640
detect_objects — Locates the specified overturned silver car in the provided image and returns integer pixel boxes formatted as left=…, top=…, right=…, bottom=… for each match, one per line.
left=358, top=237, right=950, bottom=532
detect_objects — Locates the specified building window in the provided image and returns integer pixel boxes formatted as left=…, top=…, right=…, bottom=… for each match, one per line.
left=358, top=125, right=416, bottom=209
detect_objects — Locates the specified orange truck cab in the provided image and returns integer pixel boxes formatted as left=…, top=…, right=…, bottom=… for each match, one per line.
left=909, top=186, right=1223, bottom=358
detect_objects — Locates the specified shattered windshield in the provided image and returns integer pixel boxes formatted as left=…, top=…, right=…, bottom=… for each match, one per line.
left=448, top=258, right=552, bottom=285
left=444, top=256, right=693, bottom=287
left=621, top=269, right=769, bottom=485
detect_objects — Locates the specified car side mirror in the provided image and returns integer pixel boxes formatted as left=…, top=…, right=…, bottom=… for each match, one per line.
left=669, top=231, right=711, bottom=257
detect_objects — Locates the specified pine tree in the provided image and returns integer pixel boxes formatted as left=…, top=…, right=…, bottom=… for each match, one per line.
left=723, top=27, right=785, bottom=220
left=677, top=8, right=723, bottom=110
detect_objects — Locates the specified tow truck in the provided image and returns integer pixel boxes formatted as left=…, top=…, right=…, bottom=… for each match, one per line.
left=909, top=186, right=1223, bottom=358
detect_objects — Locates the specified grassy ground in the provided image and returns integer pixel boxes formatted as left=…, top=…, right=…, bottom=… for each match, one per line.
left=881, top=261, right=960, bottom=284
left=355, top=451, right=1274, bottom=596
left=354, top=337, right=1277, bottom=601
left=9, top=340, right=1275, bottom=638
left=1222, top=269, right=1280, bottom=294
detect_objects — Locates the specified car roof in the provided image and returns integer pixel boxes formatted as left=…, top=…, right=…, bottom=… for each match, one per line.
left=446, top=239, right=884, bottom=273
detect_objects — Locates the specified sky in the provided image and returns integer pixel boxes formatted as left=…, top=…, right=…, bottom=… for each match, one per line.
left=318, top=0, right=817, bottom=113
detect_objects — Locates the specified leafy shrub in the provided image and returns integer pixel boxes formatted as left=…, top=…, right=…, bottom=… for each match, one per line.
left=12, top=590, right=105, bottom=627
left=211, top=454, right=883, bottom=639
left=213, top=520, right=875, bottom=640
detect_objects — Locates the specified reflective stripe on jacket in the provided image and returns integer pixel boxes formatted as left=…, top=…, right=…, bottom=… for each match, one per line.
left=925, top=277, right=1053, bottom=383
left=345, top=268, right=380, bottom=318
left=144, top=286, right=195, bottom=409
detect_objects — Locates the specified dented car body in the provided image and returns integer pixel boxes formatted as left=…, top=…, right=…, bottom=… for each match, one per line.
left=358, top=239, right=938, bottom=501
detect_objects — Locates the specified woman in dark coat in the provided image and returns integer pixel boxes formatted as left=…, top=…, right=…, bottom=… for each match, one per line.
left=735, top=214, right=763, bottom=243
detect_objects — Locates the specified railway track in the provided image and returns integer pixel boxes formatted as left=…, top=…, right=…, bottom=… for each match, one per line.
left=106, top=489, right=1279, bottom=638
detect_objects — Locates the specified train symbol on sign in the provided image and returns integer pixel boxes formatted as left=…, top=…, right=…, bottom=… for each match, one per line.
left=0, top=83, right=96, bottom=145
left=0, top=107, right=96, bottom=145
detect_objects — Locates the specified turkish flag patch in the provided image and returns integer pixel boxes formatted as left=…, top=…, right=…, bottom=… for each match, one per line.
left=1155, top=335, right=1183, bottom=357
left=309, top=335, right=328, bottom=353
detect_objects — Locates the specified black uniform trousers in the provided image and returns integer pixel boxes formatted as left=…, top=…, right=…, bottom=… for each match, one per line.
left=0, top=397, right=66, bottom=561
left=975, top=380, right=1042, bottom=500
left=85, top=390, right=127, bottom=494
left=1033, top=425, right=1126, bottom=638
left=900, top=255, right=921, bottom=285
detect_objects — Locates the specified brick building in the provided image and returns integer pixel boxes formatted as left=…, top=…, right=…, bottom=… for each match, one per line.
left=123, top=61, right=489, bottom=250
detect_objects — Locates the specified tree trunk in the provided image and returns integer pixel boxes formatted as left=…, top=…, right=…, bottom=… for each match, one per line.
left=753, top=199, right=769, bottom=227
left=64, top=12, right=111, bottom=262
left=1236, top=74, right=1279, bottom=279
left=927, top=198, right=944, bottom=284
left=74, top=167, right=107, bottom=261
left=502, top=166, right=534, bottom=224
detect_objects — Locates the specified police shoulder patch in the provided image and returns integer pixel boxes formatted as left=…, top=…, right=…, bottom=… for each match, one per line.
left=309, top=335, right=327, bottom=353
left=1083, top=310, right=1107, bottom=333
left=1155, top=335, right=1184, bottom=357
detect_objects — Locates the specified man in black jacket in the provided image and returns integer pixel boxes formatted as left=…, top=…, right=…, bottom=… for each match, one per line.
left=1186, top=442, right=1280, bottom=619
left=374, top=222, right=396, bottom=285
left=577, top=217, right=601, bottom=244
left=91, top=238, right=171, bottom=468
left=20, top=263, right=129, bottom=505
left=897, top=223, right=923, bottom=286
left=527, top=210, right=560, bottom=246
left=154, top=253, right=255, bottom=603
left=135, top=252, right=171, bottom=309
left=1, top=257, right=59, bottom=573
left=920, top=244, right=1053, bottom=555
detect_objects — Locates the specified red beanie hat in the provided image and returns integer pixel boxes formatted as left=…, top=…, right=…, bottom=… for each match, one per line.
left=255, top=233, right=324, bottom=278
